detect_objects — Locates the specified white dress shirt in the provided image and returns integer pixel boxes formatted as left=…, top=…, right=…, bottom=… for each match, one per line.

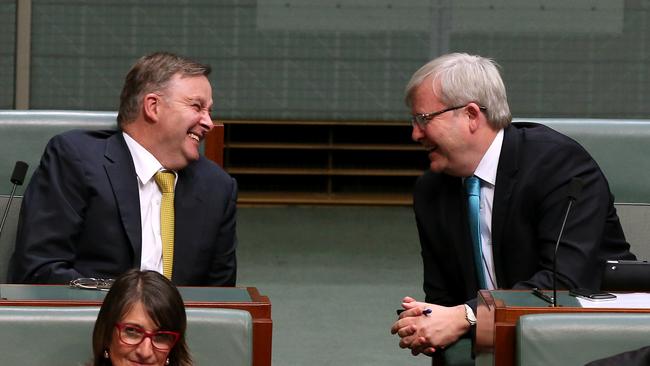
left=122, top=132, right=177, bottom=274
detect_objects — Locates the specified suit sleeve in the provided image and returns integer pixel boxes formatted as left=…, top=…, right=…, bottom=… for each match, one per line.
left=413, top=173, right=476, bottom=307
left=416, top=212, right=458, bottom=306
left=206, top=176, right=238, bottom=286
left=8, top=134, right=88, bottom=283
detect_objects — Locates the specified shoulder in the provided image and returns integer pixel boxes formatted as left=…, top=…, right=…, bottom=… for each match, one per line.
left=43, top=129, right=120, bottom=161
left=48, top=129, right=118, bottom=149
left=182, top=157, right=235, bottom=187
left=507, top=122, right=585, bottom=151
left=504, top=122, right=595, bottom=166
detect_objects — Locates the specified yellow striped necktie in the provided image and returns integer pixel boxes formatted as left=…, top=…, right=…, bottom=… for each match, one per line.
left=154, top=170, right=175, bottom=280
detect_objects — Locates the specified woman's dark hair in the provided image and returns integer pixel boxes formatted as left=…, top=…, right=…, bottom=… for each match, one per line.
left=91, top=269, right=191, bottom=366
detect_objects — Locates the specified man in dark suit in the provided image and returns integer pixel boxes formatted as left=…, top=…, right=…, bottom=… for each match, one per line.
left=390, top=53, right=635, bottom=356
left=8, top=52, right=237, bottom=286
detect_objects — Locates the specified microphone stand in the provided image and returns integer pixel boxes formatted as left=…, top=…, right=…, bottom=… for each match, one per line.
left=553, top=199, right=574, bottom=307
left=532, top=177, right=583, bottom=307
left=0, top=161, right=29, bottom=239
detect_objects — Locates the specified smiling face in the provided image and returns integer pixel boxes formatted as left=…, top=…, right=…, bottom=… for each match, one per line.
left=150, top=73, right=214, bottom=170
left=109, top=301, right=171, bottom=366
left=410, top=78, right=472, bottom=176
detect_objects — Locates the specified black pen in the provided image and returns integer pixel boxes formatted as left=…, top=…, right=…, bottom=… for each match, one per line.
left=532, top=288, right=554, bottom=304
left=396, top=308, right=432, bottom=316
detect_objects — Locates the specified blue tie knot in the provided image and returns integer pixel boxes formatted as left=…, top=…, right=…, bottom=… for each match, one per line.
left=466, top=176, right=480, bottom=197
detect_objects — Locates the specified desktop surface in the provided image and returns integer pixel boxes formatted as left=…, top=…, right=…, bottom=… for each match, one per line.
left=0, top=284, right=252, bottom=303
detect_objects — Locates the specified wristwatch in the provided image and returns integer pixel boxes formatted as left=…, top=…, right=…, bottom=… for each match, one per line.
left=464, top=304, right=477, bottom=326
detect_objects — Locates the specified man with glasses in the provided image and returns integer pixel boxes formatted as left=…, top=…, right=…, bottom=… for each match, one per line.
left=8, top=52, right=237, bottom=286
left=390, top=53, right=635, bottom=357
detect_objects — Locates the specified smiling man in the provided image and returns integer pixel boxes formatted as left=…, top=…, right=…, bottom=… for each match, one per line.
left=9, top=52, right=238, bottom=286
left=390, top=53, right=634, bottom=358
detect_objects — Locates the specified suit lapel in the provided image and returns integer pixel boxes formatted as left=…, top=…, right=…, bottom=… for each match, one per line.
left=491, top=125, right=520, bottom=282
left=103, top=133, right=142, bottom=266
left=173, top=164, right=206, bottom=279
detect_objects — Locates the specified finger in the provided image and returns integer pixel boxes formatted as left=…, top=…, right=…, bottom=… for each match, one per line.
left=397, top=325, right=416, bottom=338
left=390, top=316, right=404, bottom=334
left=422, top=347, right=437, bottom=356
left=400, top=333, right=420, bottom=348
left=402, top=296, right=417, bottom=303
left=402, top=300, right=421, bottom=310
left=411, top=337, right=433, bottom=355
left=399, top=306, right=424, bottom=319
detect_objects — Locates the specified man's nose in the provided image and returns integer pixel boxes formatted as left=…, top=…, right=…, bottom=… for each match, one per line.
left=199, top=110, right=214, bottom=131
left=411, top=124, right=424, bottom=142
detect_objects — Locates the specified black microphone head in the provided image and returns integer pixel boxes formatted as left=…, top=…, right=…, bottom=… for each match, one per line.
left=10, top=161, right=29, bottom=185
left=567, top=177, right=584, bottom=201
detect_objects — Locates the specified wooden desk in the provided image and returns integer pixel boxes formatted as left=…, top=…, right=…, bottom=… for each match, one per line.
left=475, top=289, right=650, bottom=366
left=0, top=284, right=271, bottom=366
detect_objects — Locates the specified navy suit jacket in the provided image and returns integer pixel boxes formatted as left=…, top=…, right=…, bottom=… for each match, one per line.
left=8, top=129, right=238, bottom=286
left=586, top=346, right=650, bottom=366
left=413, top=122, right=635, bottom=308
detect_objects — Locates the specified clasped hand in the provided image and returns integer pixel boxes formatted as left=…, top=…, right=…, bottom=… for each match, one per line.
left=390, top=296, right=469, bottom=356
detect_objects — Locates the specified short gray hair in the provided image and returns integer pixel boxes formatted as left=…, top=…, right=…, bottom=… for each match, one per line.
left=404, top=53, right=511, bottom=129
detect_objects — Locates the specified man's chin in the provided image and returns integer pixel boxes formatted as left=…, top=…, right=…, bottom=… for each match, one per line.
left=428, top=161, right=446, bottom=173
left=183, top=146, right=201, bottom=162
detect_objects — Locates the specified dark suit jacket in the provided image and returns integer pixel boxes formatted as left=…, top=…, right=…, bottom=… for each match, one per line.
left=8, top=129, right=238, bottom=286
left=413, top=122, right=635, bottom=308
left=585, top=346, right=650, bottom=366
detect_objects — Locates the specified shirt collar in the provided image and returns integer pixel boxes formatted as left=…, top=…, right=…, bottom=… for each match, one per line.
left=473, top=129, right=504, bottom=186
left=122, top=132, right=163, bottom=185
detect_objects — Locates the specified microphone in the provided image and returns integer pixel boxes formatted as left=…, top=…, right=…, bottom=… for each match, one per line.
left=0, top=161, right=29, bottom=239
left=551, top=177, right=584, bottom=307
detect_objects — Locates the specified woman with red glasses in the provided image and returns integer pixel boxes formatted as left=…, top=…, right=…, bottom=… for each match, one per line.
left=90, top=269, right=191, bottom=366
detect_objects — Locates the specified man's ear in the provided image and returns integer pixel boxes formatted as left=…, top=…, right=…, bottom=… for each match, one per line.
left=466, top=103, right=483, bottom=133
left=142, top=93, right=161, bottom=123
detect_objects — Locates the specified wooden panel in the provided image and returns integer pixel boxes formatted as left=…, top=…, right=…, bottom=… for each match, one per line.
left=204, top=122, right=224, bottom=167
left=222, top=120, right=424, bottom=205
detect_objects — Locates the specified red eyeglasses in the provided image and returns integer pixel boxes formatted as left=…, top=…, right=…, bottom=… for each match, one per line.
left=115, top=323, right=180, bottom=351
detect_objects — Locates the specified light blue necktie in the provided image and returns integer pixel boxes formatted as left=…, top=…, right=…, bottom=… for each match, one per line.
left=466, top=176, right=487, bottom=288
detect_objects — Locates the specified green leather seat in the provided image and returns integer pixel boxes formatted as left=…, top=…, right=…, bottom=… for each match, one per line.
left=0, top=195, right=21, bottom=283
left=519, top=118, right=650, bottom=204
left=521, top=119, right=650, bottom=260
left=0, top=306, right=252, bottom=365
left=0, top=110, right=117, bottom=195
left=516, top=313, right=650, bottom=366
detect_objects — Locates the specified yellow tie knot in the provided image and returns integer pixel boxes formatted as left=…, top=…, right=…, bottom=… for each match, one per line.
left=154, top=171, right=175, bottom=193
